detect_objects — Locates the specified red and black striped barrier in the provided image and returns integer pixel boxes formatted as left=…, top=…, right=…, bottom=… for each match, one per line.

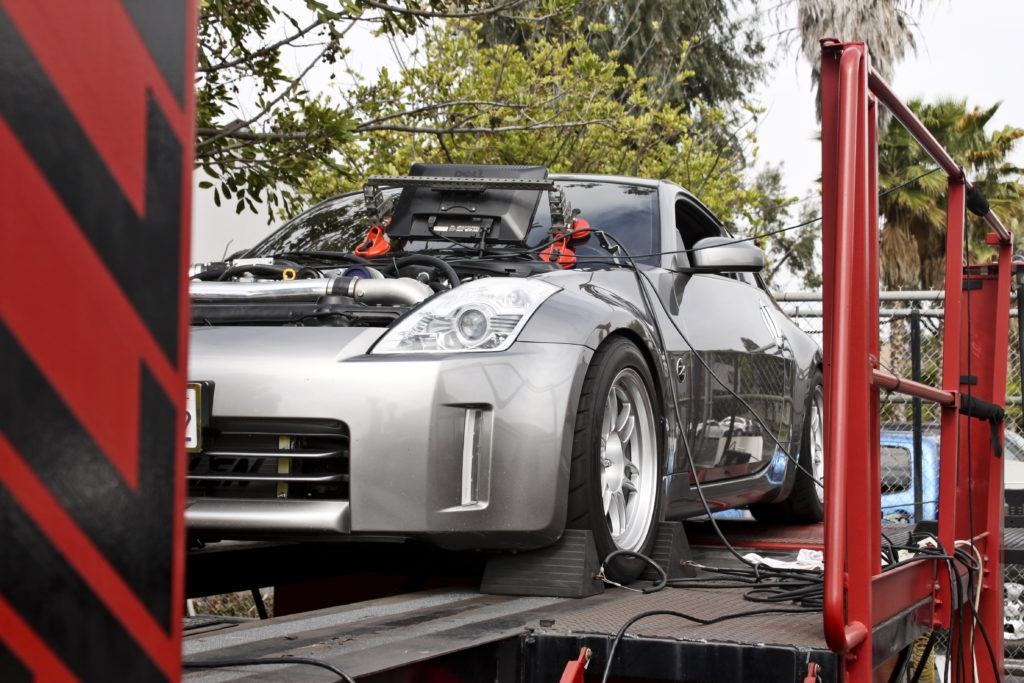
left=0, top=1, right=194, bottom=680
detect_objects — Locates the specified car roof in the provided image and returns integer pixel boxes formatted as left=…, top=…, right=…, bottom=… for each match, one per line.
left=880, top=422, right=1024, bottom=461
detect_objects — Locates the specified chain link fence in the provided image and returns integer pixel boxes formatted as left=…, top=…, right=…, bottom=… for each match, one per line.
left=779, top=289, right=1023, bottom=524
left=780, top=290, right=1023, bottom=669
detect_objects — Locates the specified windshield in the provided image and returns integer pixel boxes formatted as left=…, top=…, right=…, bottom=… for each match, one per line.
left=248, top=180, right=660, bottom=264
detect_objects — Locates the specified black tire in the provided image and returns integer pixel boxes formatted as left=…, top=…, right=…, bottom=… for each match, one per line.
left=751, top=370, right=825, bottom=524
left=567, top=337, right=663, bottom=582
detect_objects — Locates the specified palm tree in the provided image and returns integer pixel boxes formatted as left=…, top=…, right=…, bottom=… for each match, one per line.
left=794, top=0, right=926, bottom=119
left=878, top=99, right=1024, bottom=289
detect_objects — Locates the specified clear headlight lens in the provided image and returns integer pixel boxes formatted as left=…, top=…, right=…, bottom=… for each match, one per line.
left=372, top=278, right=560, bottom=354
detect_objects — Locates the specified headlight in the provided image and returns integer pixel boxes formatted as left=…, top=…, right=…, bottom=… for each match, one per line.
left=371, top=278, right=560, bottom=354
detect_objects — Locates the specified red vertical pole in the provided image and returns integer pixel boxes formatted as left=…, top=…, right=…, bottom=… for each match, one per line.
left=844, top=43, right=874, bottom=683
left=822, top=39, right=1012, bottom=683
left=821, top=41, right=871, bottom=670
left=867, top=92, right=882, bottom=579
left=956, top=253, right=1012, bottom=678
left=820, top=43, right=839, bottom=568
left=935, top=181, right=966, bottom=626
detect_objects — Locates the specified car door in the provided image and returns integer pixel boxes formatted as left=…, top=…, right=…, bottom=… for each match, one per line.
left=665, top=196, right=796, bottom=483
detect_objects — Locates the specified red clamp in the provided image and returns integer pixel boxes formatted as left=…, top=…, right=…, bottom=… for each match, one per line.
left=540, top=218, right=590, bottom=269
left=356, top=225, right=391, bottom=257
left=558, top=647, right=591, bottom=683
left=803, top=663, right=821, bottom=683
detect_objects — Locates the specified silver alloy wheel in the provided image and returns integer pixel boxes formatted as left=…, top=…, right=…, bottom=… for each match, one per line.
left=599, top=368, right=658, bottom=552
left=810, top=384, right=825, bottom=505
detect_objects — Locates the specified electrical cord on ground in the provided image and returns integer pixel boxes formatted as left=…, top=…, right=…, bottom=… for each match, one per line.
left=596, top=550, right=666, bottom=593
left=183, top=656, right=357, bottom=683
left=666, top=562, right=825, bottom=608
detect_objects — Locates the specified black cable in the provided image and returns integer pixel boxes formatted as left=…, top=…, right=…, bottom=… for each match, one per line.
left=373, top=253, right=462, bottom=287
left=183, top=656, right=357, bottom=682
left=963, top=194, right=974, bottom=683
left=668, top=565, right=824, bottom=607
left=600, top=550, right=667, bottom=593
left=599, top=607, right=818, bottom=683
left=878, top=167, right=943, bottom=199
left=952, top=544, right=1001, bottom=682
left=630, top=263, right=820, bottom=490
left=311, top=165, right=942, bottom=274
left=965, top=588, right=1002, bottom=681
left=597, top=231, right=768, bottom=570
left=533, top=167, right=941, bottom=265
left=887, top=644, right=911, bottom=683
left=595, top=231, right=827, bottom=613
left=272, top=250, right=372, bottom=265
left=909, top=630, right=937, bottom=683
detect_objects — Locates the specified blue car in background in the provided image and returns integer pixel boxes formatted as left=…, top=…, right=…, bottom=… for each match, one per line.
left=879, top=428, right=939, bottom=522
left=711, top=424, right=1023, bottom=523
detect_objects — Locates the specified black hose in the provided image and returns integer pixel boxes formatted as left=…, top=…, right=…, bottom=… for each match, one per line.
left=192, top=264, right=228, bottom=280
left=274, top=250, right=373, bottom=265
left=379, top=254, right=461, bottom=287
left=216, top=263, right=292, bottom=281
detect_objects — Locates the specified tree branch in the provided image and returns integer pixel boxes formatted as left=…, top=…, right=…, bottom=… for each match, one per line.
left=198, top=19, right=326, bottom=73
left=357, top=99, right=530, bottom=127
left=196, top=127, right=325, bottom=141
left=197, top=39, right=337, bottom=149
left=358, top=0, right=530, bottom=19
left=196, top=117, right=616, bottom=143
left=354, top=119, right=617, bottom=134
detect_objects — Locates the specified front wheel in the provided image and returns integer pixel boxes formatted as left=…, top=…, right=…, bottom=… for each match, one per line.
left=567, top=338, right=663, bottom=582
left=751, top=371, right=824, bottom=524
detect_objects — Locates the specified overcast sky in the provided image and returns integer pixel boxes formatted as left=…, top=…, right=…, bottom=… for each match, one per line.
left=756, top=0, right=1024, bottom=203
left=191, top=0, right=1024, bottom=263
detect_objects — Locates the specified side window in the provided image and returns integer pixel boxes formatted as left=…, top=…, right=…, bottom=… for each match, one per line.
left=735, top=270, right=757, bottom=286
left=675, top=198, right=722, bottom=250
left=880, top=445, right=912, bottom=493
left=676, top=196, right=749, bottom=282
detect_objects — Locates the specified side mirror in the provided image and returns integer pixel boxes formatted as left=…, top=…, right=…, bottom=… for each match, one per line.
left=689, top=236, right=765, bottom=272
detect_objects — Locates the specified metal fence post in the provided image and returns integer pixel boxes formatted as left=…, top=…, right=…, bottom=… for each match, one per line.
left=1017, top=272, right=1024, bottom=432
left=910, top=308, right=923, bottom=522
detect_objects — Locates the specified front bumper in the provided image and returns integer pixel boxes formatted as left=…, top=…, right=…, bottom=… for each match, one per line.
left=186, top=499, right=350, bottom=534
left=186, top=327, right=592, bottom=550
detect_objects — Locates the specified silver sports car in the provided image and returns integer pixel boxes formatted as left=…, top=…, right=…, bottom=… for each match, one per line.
left=186, top=164, right=822, bottom=580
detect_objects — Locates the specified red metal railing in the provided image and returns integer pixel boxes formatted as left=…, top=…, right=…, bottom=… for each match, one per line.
left=819, top=39, right=1012, bottom=681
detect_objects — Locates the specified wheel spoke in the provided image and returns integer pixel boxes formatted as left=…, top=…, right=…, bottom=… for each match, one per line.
left=608, top=490, right=626, bottom=536
left=618, top=414, right=635, bottom=445
left=602, top=393, right=616, bottom=437
left=614, top=392, right=632, bottom=432
left=583, top=362, right=659, bottom=557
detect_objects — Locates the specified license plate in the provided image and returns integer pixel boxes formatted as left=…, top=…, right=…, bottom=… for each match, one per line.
left=185, top=383, right=203, bottom=452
